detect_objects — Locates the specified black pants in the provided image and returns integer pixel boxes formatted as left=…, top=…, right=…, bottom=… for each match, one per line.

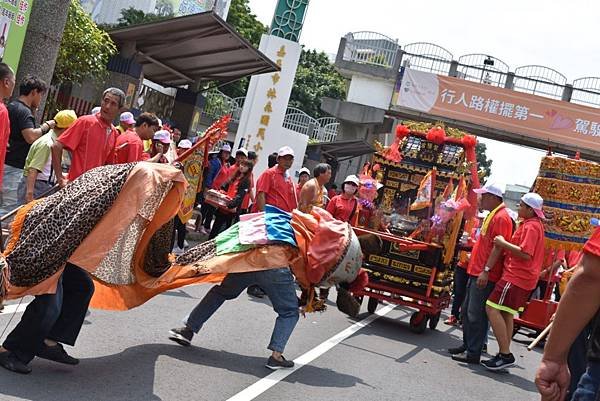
left=3, top=263, right=94, bottom=363
left=208, top=211, right=234, bottom=240
left=450, top=265, right=469, bottom=318
left=172, top=216, right=187, bottom=249
left=200, top=203, right=216, bottom=230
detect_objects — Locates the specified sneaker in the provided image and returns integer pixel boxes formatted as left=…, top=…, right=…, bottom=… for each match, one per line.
left=168, top=326, right=194, bottom=346
left=172, top=246, right=185, bottom=256
left=481, top=353, right=516, bottom=371
left=448, top=345, right=466, bottom=355
left=451, top=352, right=480, bottom=364
left=0, top=351, right=31, bottom=374
left=265, top=355, right=294, bottom=370
left=36, top=343, right=79, bottom=365
left=183, top=240, right=189, bottom=248
left=444, top=316, right=458, bottom=326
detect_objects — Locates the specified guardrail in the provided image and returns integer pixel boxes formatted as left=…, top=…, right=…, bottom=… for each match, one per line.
left=338, top=32, right=600, bottom=106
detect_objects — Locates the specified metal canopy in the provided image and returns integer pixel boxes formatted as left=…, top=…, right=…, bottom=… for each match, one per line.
left=109, top=11, right=279, bottom=87
left=308, top=139, right=375, bottom=161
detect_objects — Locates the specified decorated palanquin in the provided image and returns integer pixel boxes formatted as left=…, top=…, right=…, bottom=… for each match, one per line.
left=358, top=121, right=480, bottom=299
left=534, top=156, right=600, bottom=250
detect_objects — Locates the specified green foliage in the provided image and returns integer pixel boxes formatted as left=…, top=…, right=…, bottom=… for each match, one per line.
left=476, top=142, right=493, bottom=182
left=53, top=1, right=117, bottom=85
left=96, top=6, right=173, bottom=31
left=220, top=0, right=268, bottom=98
left=289, top=49, right=346, bottom=119
left=226, top=0, right=268, bottom=47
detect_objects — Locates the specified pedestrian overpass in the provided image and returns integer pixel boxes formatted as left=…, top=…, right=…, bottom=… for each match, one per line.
left=321, top=32, right=600, bottom=182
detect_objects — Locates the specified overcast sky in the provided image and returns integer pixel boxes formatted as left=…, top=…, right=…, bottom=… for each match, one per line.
left=248, top=0, right=598, bottom=188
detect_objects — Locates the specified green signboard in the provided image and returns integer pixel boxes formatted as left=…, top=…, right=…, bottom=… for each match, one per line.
left=0, top=0, right=32, bottom=71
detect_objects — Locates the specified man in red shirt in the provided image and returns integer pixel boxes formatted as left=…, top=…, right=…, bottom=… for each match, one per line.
left=0, top=63, right=15, bottom=193
left=536, top=223, right=600, bottom=401
left=51, top=87, right=125, bottom=187
left=114, top=112, right=160, bottom=164
left=449, top=183, right=514, bottom=364
left=482, top=192, right=546, bottom=371
left=254, top=146, right=298, bottom=213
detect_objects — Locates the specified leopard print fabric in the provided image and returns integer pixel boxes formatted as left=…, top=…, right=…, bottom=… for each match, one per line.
left=175, top=239, right=217, bottom=267
left=7, top=164, right=135, bottom=288
left=94, top=181, right=173, bottom=284
left=143, top=219, right=175, bottom=277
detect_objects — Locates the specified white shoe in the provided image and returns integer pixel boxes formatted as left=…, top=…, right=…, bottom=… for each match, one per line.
left=172, top=246, right=185, bottom=256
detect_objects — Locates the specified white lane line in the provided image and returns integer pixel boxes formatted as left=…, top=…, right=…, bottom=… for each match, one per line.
left=0, top=302, right=29, bottom=315
left=226, top=303, right=396, bottom=401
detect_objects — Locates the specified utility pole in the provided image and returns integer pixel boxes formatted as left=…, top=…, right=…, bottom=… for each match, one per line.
left=15, top=0, right=70, bottom=120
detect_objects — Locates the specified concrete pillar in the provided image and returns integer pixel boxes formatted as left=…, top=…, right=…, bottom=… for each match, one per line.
left=449, top=60, right=459, bottom=77
left=504, top=72, right=516, bottom=90
left=562, top=84, right=573, bottom=102
left=15, top=0, right=70, bottom=121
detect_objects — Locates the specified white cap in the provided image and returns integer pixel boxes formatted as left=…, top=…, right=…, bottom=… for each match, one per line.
left=299, top=167, right=310, bottom=176
left=90, top=106, right=101, bottom=115
left=153, top=130, right=171, bottom=144
left=473, top=182, right=504, bottom=198
left=178, top=139, right=192, bottom=149
left=277, top=146, right=294, bottom=157
left=221, top=144, right=232, bottom=152
left=236, top=147, right=248, bottom=157
left=521, top=192, right=545, bottom=219
left=343, top=175, right=360, bottom=186
left=119, top=111, right=135, bottom=124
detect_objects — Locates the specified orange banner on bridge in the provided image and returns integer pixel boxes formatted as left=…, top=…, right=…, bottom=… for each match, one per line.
left=392, top=69, right=600, bottom=153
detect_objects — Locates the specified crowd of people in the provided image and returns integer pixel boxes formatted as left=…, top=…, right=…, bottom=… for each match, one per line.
left=441, top=181, right=600, bottom=401
left=0, top=60, right=597, bottom=401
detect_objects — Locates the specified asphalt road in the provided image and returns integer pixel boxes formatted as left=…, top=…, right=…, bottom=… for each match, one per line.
left=0, top=283, right=543, bottom=401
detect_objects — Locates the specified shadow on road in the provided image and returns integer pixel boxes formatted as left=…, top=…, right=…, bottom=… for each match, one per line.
left=341, top=309, right=540, bottom=395
left=0, top=343, right=368, bottom=401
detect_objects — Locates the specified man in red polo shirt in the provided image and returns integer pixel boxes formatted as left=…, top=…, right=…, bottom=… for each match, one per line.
left=449, top=182, right=514, bottom=364
left=254, top=146, right=298, bottom=213
left=51, top=87, right=125, bottom=187
left=114, top=112, right=160, bottom=164
left=482, top=192, right=546, bottom=371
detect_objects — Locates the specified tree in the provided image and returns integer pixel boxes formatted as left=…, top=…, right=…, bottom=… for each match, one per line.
left=220, top=0, right=268, bottom=98
left=113, top=6, right=173, bottom=28
left=476, top=142, right=493, bottom=183
left=226, top=0, right=267, bottom=47
left=53, top=1, right=117, bottom=85
left=155, top=0, right=174, bottom=17
left=222, top=0, right=347, bottom=117
left=289, top=49, right=346, bottom=119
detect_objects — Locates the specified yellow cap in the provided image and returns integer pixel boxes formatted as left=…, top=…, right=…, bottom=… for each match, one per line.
left=54, top=110, right=77, bottom=129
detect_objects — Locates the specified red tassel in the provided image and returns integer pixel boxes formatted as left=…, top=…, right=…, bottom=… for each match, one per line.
left=395, top=124, right=410, bottom=140
left=426, top=127, right=446, bottom=145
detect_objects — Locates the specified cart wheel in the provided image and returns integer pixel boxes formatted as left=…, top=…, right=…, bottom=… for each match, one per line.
left=428, top=312, right=441, bottom=330
left=367, top=297, right=378, bottom=314
left=409, top=312, right=428, bottom=334
left=354, top=296, right=363, bottom=306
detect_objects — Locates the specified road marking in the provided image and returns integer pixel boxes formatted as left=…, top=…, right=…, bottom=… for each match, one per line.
left=0, top=302, right=29, bottom=315
left=226, top=303, right=396, bottom=401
